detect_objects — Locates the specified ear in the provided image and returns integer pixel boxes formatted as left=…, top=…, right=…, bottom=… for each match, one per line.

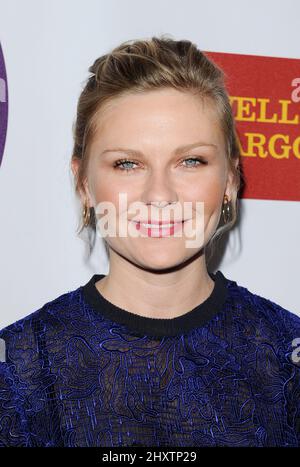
left=71, top=157, right=93, bottom=208
left=224, top=158, right=239, bottom=201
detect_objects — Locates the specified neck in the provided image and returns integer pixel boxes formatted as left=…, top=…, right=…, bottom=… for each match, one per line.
left=95, top=250, right=215, bottom=319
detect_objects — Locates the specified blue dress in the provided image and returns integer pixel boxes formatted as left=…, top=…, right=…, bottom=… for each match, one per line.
left=0, top=271, right=299, bottom=447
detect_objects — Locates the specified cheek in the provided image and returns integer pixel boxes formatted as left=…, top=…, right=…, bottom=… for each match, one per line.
left=185, top=174, right=225, bottom=209
left=92, top=167, right=138, bottom=198
left=90, top=171, right=117, bottom=204
left=92, top=176, right=139, bottom=220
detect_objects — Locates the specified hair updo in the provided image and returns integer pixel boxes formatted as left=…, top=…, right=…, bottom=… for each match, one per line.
left=70, top=34, right=244, bottom=263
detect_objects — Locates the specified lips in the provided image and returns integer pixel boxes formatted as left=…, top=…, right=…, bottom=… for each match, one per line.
left=133, top=220, right=185, bottom=225
left=132, top=219, right=186, bottom=237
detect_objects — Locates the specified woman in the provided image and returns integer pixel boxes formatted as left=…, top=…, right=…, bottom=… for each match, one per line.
left=0, top=36, right=299, bottom=448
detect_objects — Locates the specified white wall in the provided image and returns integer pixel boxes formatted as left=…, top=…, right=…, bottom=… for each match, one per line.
left=0, top=0, right=299, bottom=328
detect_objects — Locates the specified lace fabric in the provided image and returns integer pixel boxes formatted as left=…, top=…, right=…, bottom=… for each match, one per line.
left=0, top=271, right=299, bottom=447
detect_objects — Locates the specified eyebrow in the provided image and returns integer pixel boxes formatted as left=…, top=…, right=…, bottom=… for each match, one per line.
left=100, top=141, right=218, bottom=157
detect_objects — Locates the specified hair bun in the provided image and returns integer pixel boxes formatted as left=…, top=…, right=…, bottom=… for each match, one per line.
left=88, top=56, right=107, bottom=76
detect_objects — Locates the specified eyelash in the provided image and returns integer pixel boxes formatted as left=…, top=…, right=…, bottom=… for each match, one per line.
left=113, top=157, right=208, bottom=172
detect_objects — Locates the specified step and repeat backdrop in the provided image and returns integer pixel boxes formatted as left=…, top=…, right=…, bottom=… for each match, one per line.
left=0, top=44, right=7, bottom=168
left=0, top=0, right=299, bottom=327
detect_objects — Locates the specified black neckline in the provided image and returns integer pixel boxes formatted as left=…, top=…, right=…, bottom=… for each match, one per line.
left=82, top=270, right=229, bottom=338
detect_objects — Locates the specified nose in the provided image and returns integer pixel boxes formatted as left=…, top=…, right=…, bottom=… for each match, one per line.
left=141, top=170, right=178, bottom=207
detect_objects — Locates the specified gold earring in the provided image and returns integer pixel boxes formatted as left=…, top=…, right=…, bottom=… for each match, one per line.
left=82, top=200, right=91, bottom=227
left=222, top=194, right=231, bottom=224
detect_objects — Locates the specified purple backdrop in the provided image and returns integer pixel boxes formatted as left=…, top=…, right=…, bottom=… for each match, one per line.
left=0, top=42, right=8, bottom=167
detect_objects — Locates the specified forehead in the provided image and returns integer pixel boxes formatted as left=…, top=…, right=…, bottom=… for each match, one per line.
left=90, top=88, right=224, bottom=151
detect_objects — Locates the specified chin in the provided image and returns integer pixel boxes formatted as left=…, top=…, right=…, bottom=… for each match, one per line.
left=137, top=259, right=183, bottom=273
left=131, top=246, right=193, bottom=272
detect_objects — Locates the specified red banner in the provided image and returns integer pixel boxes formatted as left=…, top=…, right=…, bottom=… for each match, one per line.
left=205, top=51, right=300, bottom=201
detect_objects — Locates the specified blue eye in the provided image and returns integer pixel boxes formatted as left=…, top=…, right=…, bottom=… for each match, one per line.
left=182, top=157, right=207, bottom=168
left=113, top=159, right=137, bottom=171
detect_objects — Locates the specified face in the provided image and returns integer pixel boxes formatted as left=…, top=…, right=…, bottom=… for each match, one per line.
left=72, top=88, right=235, bottom=270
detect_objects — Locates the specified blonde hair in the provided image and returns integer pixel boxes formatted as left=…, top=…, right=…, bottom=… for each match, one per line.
left=71, top=34, right=244, bottom=263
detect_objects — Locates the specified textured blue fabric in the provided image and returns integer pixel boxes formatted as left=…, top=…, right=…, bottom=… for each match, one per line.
left=0, top=271, right=299, bottom=447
